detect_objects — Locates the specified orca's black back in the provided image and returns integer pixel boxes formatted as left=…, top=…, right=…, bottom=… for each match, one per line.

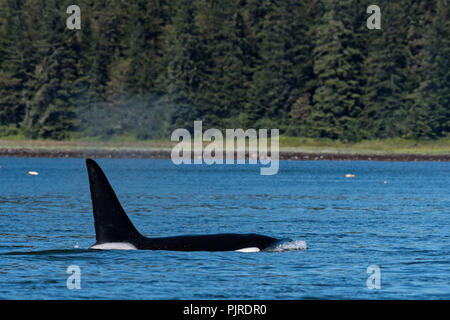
left=139, top=233, right=278, bottom=251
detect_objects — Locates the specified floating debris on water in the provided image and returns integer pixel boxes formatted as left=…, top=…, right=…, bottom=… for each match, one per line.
left=345, top=174, right=355, bottom=178
left=28, top=171, right=39, bottom=176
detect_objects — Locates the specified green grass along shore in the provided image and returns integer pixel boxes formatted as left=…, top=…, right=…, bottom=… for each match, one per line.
left=0, top=136, right=449, bottom=156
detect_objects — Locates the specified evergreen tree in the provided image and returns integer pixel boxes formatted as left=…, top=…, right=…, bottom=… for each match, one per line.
left=194, top=0, right=250, bottom=128
left=21, top=0, right=79, bottom=139
left=0, top=0, right=31, bottom=129
left=246, top=0, right=312, bottom=132
left=420, top=0, right=450, bottom=137
left=309, top=0, right=365, bottom=141
left=164, top=0, right=208, bottom=131
left=361, top=0, right=410, bottom=138
left=0, top=71, right=22, bottom=127
left=125, top=0, right=169, bottom=95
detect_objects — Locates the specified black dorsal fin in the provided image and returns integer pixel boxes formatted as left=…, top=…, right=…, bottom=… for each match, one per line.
left=86, top=159, right=142, bottom=244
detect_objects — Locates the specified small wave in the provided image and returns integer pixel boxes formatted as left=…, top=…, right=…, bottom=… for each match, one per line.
left=2, top=249, right=89, bottom=256
left=265, top=239, right=307, bottom=252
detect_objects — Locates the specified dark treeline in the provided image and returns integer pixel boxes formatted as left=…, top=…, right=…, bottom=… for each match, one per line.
left=0, top=0, right=448, bottom=141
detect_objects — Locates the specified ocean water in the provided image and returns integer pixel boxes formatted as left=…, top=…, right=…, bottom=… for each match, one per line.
left=0, top=158, right=449, bottom=299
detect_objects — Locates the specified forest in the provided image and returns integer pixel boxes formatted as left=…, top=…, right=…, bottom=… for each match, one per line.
left=0, top=0, right=448, bottom=142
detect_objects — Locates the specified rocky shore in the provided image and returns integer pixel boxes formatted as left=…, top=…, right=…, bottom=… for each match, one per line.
left=0, top=148, right=449, bottom=162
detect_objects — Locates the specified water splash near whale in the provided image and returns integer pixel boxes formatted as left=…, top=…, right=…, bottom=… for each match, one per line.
left=265, top=239, right=307, bottom=252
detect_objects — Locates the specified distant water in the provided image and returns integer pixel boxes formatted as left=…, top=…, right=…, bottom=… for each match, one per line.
left=0, top=158, right=449, bottom=299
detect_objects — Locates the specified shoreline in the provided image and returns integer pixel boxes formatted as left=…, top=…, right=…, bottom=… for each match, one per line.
left=1, top=148, right=449, bottom=162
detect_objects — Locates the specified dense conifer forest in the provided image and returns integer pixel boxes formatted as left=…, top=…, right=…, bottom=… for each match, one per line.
left=0, top=0, right=448, bottom=141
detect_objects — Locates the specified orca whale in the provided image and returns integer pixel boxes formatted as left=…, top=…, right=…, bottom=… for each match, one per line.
left=85, top=159, right=279, bottom=251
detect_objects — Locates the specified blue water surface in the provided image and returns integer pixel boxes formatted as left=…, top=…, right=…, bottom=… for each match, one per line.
left=0, top=158, right=448, bottom=299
